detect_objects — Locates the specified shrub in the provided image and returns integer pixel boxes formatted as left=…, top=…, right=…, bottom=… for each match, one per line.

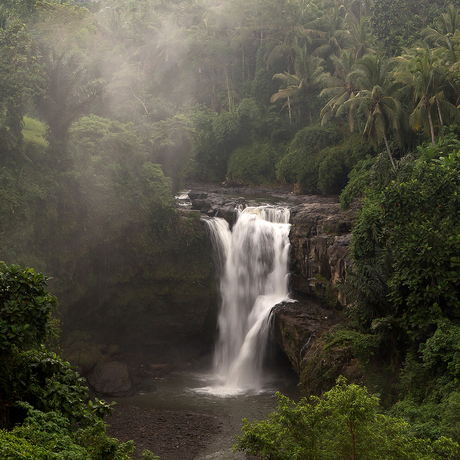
left=226, top=141, right=280, bottom=185
left=234, top=377, right=460, bottom=460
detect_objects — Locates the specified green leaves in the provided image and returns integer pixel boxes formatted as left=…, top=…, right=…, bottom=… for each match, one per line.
left=234, top=377, right=460, bottom=460
left=0, top=21, right=44, bottom=152
left=0, top=405, right=137, bottom=460
left=348, top=145, right=460, bottom=348
left=0, top=263, right=56, bottom=355
left=382, top=151, right=460, bottom=334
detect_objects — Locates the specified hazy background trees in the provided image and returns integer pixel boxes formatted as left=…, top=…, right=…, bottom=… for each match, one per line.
left=2, top=0, right=460, bottom=455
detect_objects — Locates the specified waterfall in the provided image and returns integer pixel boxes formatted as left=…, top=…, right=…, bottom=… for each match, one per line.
left=205, top=206, right=291, bottom=394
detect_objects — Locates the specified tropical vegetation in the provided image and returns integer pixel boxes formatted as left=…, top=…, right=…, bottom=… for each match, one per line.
left=2, top=0, right=460, bottom=456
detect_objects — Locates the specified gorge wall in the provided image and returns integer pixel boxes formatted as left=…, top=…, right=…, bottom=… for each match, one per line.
left=276, top=197, right=361, bottom=393
left=52, top=209, right=218, bottom=377
left=60, top=187, right=357, bottom=395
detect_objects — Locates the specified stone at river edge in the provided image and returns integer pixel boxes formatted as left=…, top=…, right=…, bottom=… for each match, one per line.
left=188, top=190, right=245, bottom=223
left=88, top=362, right=134, bottom=397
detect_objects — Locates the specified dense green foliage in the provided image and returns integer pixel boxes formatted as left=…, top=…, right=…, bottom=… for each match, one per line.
left=347, top=146, right=460, bottom=342
left=0, top=263, right=56, bottom=353
left=234, top=377, right=460, bottom=460
left=332, top=138, right=460, bottom=445
left=1, top=0, right=460, bottom=193
left=2, top=0, right=460, bottom=455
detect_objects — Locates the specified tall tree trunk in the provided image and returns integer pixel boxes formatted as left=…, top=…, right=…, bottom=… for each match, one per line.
left=242, top=45, right=245, bottom=82
left=383, top=131, right=396, bottom=170
left=287, top=95, right=292, bottom=124
left=226, top=73, right=234, bottom=112
left=436, top=98, right=446, bottom=141
left=357, top=114, right=362, bottom=134
left=350, top=421, right=356, bottom=460
left=211, top=82, right=216, bottom=112
left=426, top=98, right=436, bottom=145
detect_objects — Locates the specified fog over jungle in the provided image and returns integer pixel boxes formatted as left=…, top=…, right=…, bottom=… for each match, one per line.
left=2, top=0, right=460, bottom=458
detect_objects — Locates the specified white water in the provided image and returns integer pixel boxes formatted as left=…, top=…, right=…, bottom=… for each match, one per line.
left=204, top=206, right=291, bottom=395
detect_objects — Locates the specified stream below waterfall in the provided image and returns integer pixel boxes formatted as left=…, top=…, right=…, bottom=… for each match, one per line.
left=111, top=365, right=299, bottom=459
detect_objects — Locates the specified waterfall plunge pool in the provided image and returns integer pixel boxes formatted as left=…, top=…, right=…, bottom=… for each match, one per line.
left=110, top=365, right=299, bottom=459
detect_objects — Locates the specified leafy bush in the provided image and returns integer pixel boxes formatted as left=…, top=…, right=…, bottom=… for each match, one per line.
left=234, top=377, right=460, bottom=460
left=276, top=124, right=341, bottom=191
left=0, top=263, right=112, bottom=429
left=0, top=405, right=147, bottom=460
left=226, top=141, right=280, bottom=185
left=347, top=148, right=460, bottom=342
left=0, top=263, right=158, bottom=459
left=342, top=145, right=460, bottom=439
left=186, top=105, right=243, bottom=181
left=0, top=263, right=57, bottom=354
left=276, top=126, right=369, bottom=194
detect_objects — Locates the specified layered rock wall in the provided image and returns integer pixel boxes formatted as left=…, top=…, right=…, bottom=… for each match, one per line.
left=289, top=197, right=355, bottom=305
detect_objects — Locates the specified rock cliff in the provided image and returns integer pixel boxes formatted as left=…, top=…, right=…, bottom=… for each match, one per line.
left=58, top=208, right=218, bottom=375
left=278, top=197, right=360, bottom=393
left=289, top=196, right=355, bottom=304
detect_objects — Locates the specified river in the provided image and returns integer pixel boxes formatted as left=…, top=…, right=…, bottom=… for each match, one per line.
left=111, top=363, right=299, bottom=459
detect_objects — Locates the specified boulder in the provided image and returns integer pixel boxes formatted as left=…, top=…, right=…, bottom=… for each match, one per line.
left=272, top=297, right=363, bottom=395
left=88, top=362, right=134, bottom=397
left=188, top=190, right=245, bottom=223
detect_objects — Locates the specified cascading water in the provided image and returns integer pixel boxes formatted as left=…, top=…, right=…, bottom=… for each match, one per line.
left=204, top=206, right=291, bottom=395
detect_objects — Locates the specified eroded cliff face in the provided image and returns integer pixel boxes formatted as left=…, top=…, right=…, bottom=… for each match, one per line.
left=289, top=197, right=355, bottom=305
left=271, top=298, right=362, bottom=396
left=273, top=197, right=362, bottom=394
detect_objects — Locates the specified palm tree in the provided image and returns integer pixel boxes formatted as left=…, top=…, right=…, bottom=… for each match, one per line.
left=422, top=4, right=460, bottom=66
left=0, top=5, right=8, bottom=30
left=344, top=12, right=375, bottom=59
left=317, top=49, right=361, bottom=132
left=395, top=45, right=459, bottom=145
left=307, top=5, right=351, bottom=60
left=36, top=49, right=104, bottom=150
left=270, top=72, right=300, bottom=124
left=271, top=44, right=324, bottom=123
left=342, top=55, right=403, bottom=169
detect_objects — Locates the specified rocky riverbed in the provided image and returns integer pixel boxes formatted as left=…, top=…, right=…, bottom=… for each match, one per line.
left=106, top=404, right=222, bottom=460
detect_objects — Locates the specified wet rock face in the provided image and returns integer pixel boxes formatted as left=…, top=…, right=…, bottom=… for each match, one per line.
left=188, top=189, right=356, bottom=305
left=271, top=198, right=361, bottom=392
left=187, top=185, right=296, bottom=225
left=289, top=197, right=356, bottom=305
left=188, top=190, right=245, bottom=224
left=272, top=297, right=364, bottom=396
left=272, top=298, right=345, bottom=373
